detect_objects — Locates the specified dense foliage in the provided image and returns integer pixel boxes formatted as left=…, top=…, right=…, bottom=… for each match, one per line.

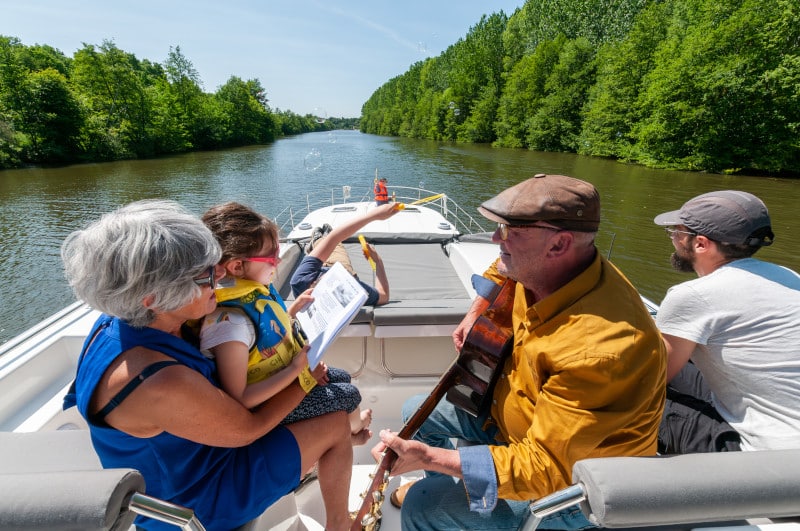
left=361, top=0, right=800, bottom=175
left=0, top=38, right=357, bottom=169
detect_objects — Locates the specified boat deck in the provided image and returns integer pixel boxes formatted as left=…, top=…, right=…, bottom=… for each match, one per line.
left=3, top=196, right=795, bottom=530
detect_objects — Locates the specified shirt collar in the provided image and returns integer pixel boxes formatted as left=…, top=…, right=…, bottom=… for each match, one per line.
left=526, top=252, right=602, bottom=324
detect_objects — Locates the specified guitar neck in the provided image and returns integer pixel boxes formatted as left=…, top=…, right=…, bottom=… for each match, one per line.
left=350, top=279, right=515, bottom=530
left=350, top=363, right=461, bottom=530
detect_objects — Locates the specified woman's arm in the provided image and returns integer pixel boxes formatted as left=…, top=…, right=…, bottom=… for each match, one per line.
left=95, top=346, right=309, bottom=447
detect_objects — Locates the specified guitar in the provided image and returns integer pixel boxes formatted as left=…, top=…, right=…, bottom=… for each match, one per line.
left=351, top=279, right=515, bottom=531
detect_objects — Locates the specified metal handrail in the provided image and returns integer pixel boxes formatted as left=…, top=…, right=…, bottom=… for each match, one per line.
left=129, top=492, right=207, bottom=531
left=272, top=185, right=487, bottom=238
left=517, top=484, right=586, bottom=531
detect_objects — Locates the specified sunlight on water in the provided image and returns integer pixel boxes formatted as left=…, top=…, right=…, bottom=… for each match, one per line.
left=303, top=148, right=323, bottom=171
left=2, top=131, right=799, bottom=345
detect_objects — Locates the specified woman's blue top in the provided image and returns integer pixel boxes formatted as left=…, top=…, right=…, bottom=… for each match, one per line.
left=63, top=314, right=300, bottom=531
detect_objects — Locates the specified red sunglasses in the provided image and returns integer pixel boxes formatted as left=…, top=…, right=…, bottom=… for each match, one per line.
left=243, top=252, right=280, bottom=266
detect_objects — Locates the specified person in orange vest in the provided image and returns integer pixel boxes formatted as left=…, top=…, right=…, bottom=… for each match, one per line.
left=374, top=177, right=389, bottom=205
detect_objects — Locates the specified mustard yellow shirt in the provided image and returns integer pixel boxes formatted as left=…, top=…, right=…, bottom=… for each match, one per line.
left=484, top=253, right=666, bottom=501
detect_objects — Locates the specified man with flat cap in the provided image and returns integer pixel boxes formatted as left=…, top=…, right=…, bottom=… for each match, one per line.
left=654, top=190, right=800, bottom=454
left=372, top=174, right=666, bottom=531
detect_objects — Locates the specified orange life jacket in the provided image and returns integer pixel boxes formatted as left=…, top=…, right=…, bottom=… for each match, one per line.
left=374, top=181, right=388, bottom=201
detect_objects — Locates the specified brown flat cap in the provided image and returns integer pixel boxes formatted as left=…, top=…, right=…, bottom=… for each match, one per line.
left=478, top=174, right=600, bottom=232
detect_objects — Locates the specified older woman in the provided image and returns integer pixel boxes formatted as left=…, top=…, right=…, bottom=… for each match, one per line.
left=61, top=200, right=353, bottom=531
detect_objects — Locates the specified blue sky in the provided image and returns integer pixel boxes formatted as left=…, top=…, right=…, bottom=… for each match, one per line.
left=0, top=1, right=524, bottom=117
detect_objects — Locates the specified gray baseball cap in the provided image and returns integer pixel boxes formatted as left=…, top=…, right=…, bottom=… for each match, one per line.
left=654, top=190, right=774, bottom=246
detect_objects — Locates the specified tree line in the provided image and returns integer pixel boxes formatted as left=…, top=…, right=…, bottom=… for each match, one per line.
left=360, top=0, right=799, bottom=175
left=0, top=38, right=358, bottom=169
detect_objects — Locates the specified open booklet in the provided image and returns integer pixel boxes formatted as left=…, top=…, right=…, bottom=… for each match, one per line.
left=295, top=261, right=368, bottom=368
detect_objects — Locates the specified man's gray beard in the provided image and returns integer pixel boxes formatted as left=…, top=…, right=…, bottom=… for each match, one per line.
left=670, top=251, right=695, bottom=273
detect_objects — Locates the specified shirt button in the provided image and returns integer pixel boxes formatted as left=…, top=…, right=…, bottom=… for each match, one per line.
left=493, top=399, right=497, bottom=405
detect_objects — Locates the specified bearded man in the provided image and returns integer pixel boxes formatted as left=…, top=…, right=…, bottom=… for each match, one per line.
left=654, top=190, right=800, bottom=453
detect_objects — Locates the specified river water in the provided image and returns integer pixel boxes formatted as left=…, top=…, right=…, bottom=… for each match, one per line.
left=1, top=130, right=798, bottom=345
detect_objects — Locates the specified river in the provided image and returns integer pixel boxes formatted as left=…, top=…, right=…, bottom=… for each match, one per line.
left=1, top=130, right=799, bottom=345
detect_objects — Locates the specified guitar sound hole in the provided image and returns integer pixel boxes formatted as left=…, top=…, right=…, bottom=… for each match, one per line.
left=447, top=384, right=482, bottom=417
left=463, top=359, right=493, bottom=383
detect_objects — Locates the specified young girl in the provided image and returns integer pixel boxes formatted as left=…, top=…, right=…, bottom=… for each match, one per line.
left=200, top=201, right=372, bottom=445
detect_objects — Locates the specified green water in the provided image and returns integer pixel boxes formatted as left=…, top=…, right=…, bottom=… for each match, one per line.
left=2, top=131, right=798, bottom=344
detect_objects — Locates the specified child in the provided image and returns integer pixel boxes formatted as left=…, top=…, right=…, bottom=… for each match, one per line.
left=291, top=202, right=401, bottom=305
left=199, top=201, right=372, bottom=445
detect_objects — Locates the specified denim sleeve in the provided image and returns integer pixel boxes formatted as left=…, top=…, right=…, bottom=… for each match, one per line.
left=471, top=274, right=499, bottom=300
left=459, top=444, right=498, bottom=513
left=290, top=256, right=324, bottom=296
left=358, top=279, right=380, bottom=306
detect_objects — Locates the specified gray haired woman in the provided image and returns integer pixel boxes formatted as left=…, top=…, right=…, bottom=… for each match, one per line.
left=62, top=200, right=353, bottom=531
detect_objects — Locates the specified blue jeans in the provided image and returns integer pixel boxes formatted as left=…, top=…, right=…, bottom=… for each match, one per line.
left=399, top=394, right=596, bottom=531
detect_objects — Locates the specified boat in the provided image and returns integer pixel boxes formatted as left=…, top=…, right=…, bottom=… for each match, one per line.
left=1, top=185, right=798, bottom=531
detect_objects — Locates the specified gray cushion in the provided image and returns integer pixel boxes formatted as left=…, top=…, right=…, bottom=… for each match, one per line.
left=346, top=243, right=472, bottom=326
left=372, top=299, right=473, bottom=326
left=0, top=430, right=143, bottom=530
left=0, top=469, right=144, bottom=530
left=573, top=450, right=800, bottom=528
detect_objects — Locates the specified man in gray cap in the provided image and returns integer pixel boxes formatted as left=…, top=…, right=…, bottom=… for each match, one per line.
left=374, top=174, right=666, bottom=531
left=654, top=190, right=800, bottom=454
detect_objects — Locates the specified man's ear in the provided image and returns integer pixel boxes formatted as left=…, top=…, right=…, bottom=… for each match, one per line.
left=547, top=231, right=573, bottom=257
left=693, top=235, right=713, bottom=254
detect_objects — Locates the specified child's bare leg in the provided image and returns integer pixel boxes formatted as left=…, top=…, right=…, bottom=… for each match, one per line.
left=350, top=408, right=372, bottom=446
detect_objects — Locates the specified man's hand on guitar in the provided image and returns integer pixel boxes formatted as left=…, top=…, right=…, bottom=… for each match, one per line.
left=373, top=429, right=422, bottom=476
left=374, top=429, right=462, bottom=478
left=452, top=296, right=491, bottom=351
left=452, top=320, right=471, bottom=351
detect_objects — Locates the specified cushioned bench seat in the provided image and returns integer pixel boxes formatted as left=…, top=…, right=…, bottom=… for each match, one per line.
left=276, top=240, right=476, bottom=330
left=522, top=450, right=800, bottom=531
left=346, top=242, right=472, bottom=328
left=0, top=430, right=143, bottom=530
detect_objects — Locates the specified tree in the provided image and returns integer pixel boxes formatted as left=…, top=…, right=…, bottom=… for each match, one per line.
left=17, top=68, right=83, bottom=162
left=578, top=1, right=672, bottom=159
left=494, top=36, right=566, bottom=148
left=72, top=40, right=154, bottom=158
left=215, top=76, right=277, bottom=146
left=527, top=37, right=596, bottom=152
left=631, top=0, right=800, bottom=172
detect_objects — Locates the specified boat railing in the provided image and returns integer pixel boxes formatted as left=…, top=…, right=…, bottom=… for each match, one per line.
left=0, top=300, right=88, bottom=356
left=390, top=185, right=487, bottom=235
left=272, top=185, right=487, bottom=236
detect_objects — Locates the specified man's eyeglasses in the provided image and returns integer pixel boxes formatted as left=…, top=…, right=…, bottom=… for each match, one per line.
left=665, top=227, right=697, bottom=239
left=243, top=252, right=280, bottom=266
left=497, top=223, right=561, bottom=241
left=193, top=266, right=217, bottom=289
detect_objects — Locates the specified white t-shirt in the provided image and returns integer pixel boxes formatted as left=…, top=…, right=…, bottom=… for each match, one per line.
left=657, top=258, right=800, bottom=450
left=199, top=308, right=255, bottom=358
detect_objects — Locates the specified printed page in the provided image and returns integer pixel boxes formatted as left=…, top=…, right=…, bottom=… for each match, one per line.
left=295, top=261, right=368, bottom=368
